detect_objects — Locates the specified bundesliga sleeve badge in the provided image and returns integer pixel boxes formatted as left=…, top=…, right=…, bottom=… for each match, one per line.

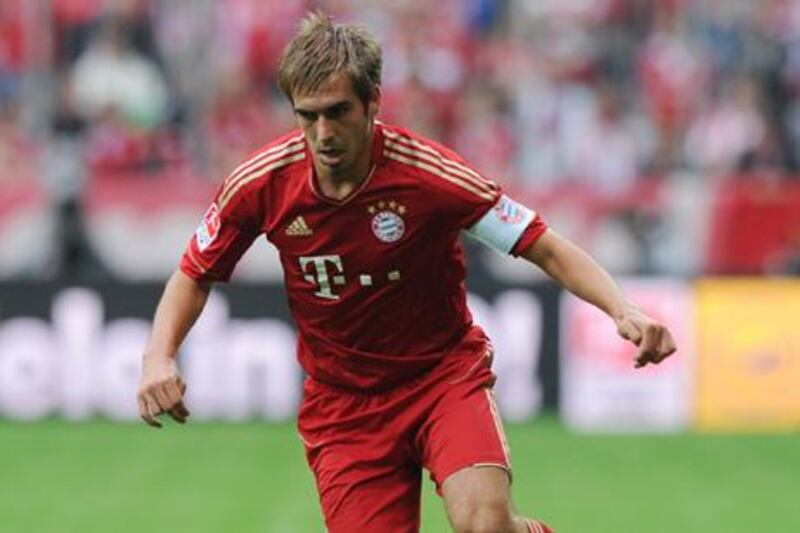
left=368, top=201, right=407, bottom=243
left=195, top=203, right=221, bottom=251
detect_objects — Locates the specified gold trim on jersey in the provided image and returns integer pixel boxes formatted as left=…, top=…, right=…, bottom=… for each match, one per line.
left=484, top=388, right=511, bottom=467
left=222, top=133, right=305, bottom=193
left=186, top=247, right=208, bottom=275
left=383, top=150, right=497, bottom=201
left=219, top=151, right=306, bottom=210
left=471, top=462, right=514, bottom=482
left=382, top=129, right=499, bottom=191
left=385, top=139, right=497, bottom=196
left=221, top=140, right=305, bottom=204
left=285, top=215, right=313, bottom=236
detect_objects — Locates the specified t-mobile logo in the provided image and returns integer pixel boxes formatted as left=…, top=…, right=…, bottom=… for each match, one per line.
left=299, top=255, right=346, bottom=300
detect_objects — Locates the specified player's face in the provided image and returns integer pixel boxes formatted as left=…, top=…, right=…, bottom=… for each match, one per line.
left=293, top=72, right=379, bottom=182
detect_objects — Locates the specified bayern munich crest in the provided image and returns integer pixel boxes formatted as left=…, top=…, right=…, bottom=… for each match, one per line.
left=492, top=195, right=526, bottom=224
left=368, top=200, right=407, bottom=243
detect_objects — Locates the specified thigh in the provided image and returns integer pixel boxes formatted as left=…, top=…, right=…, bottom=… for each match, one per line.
left=298, top=380, right=424, bottom=533
left=310, top=442, right=422, bottom=533
left=418, top=380, right=511, bottom=493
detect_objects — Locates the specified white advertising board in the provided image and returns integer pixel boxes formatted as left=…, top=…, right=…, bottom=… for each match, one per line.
left=560, top=279, right=694, bottom=433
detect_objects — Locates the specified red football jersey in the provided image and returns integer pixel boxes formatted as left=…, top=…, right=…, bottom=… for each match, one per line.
left=181, top=123, right=547, bottom=390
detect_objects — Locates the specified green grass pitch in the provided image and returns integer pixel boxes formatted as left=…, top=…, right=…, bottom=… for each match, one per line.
left=1, top=417, right=797, bottom=532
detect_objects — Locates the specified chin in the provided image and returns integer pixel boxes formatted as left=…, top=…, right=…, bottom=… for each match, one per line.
left=329, top=164, right=349, bottom=176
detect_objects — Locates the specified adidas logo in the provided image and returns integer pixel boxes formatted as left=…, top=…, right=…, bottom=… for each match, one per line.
left=286, top=216, right=313, bottom=237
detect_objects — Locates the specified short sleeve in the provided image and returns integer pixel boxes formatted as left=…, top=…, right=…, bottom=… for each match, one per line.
left=415, top=140, right=502, bottom=229
left=179, top=188, right=260, bottom=282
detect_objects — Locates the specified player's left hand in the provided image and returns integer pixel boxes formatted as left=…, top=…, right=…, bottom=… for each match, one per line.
left=614, top=305, right=676, bottom=368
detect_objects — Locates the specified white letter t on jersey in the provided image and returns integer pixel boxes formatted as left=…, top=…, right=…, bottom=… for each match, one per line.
left=299, top=255, right=346, bottom=300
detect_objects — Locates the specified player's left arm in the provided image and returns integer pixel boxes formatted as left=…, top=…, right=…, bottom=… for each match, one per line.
left=521, top=229, right=676, bottom=368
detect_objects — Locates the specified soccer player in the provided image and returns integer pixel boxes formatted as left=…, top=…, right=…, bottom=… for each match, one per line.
left=137, top=12, right=676, bottom=533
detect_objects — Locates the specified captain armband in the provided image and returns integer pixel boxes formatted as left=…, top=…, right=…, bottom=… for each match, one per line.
left=465, top=195, right=536, bottom=255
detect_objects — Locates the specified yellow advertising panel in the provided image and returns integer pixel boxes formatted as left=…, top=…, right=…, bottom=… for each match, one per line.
left=696, top=279, right=800, bottom=432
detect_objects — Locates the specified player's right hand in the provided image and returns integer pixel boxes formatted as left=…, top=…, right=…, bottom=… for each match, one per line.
left=137, top=355, right=190, bottom=428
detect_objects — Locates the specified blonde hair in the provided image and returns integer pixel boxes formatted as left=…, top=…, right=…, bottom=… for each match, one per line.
left=277, top=11, right=382, bottom=105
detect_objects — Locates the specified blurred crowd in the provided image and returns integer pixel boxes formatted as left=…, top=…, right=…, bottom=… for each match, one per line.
left=2, top=0, right=800, bottom=280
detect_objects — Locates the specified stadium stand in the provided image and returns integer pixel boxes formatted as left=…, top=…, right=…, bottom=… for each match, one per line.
left=1, top=0, right=799, bottom=280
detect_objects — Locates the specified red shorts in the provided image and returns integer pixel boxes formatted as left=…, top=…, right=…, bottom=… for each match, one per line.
left=297, top=347, right=511, bottom=533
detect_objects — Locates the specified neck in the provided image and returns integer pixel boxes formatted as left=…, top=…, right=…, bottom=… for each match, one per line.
left=317, top=166, right=372, bottom=201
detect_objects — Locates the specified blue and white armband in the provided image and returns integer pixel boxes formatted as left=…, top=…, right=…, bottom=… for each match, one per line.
left=465, top=195, right=536, bottom=255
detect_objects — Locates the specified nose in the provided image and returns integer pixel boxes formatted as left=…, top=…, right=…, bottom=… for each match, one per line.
left=316, top=116, right=334, bottom=143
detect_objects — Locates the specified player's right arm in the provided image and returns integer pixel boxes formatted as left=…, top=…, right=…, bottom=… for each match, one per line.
left=137, top=269, right=211, bottom=428
left=136, top=135, right=293, bottom=426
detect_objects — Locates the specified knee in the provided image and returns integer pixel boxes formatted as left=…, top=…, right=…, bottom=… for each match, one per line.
left=451, top=499, right=515, bottom=533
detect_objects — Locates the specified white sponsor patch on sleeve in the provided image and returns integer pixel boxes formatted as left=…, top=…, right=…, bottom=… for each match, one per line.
left=465, top=194, right=535, bottom=254
left=195, top=203, right=221, bottom=251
